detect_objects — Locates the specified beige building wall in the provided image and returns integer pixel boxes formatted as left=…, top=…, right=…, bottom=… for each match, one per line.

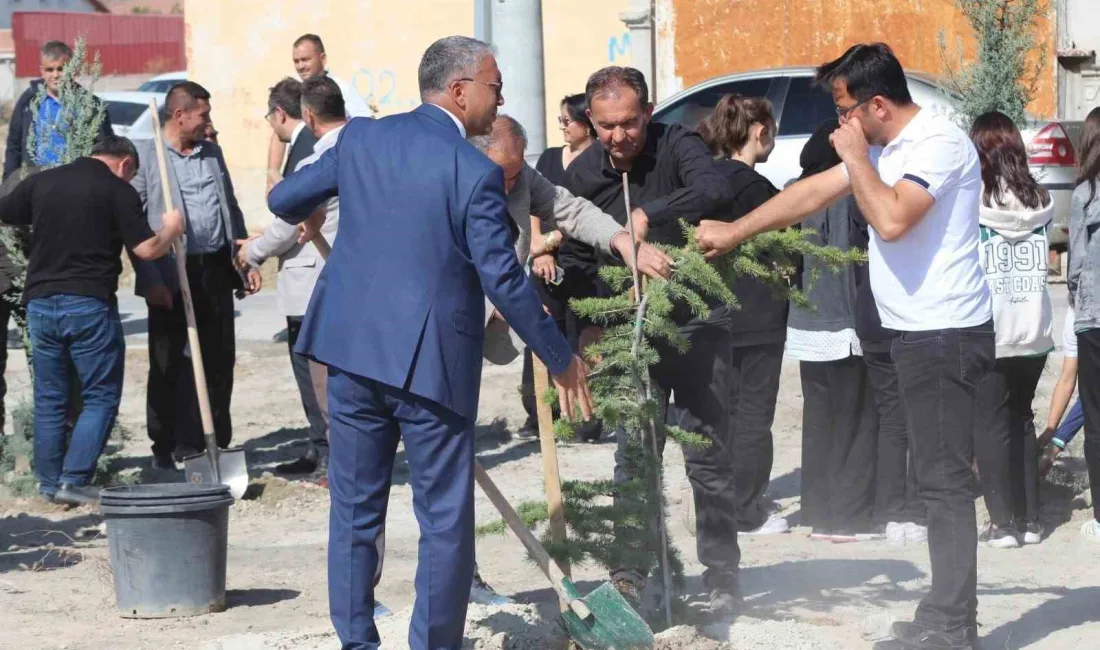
left=541, top=0, right=632, bottom=149
left=186, top=0, right=474, bottom=230
left=186, top=0, right=633, bottom=231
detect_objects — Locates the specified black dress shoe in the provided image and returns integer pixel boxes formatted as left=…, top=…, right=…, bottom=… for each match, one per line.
left=874, top=621, right=980, bottom=650
left=172, top=446, right=202, bottom=463
left=54, top=483, right=100, bottom=508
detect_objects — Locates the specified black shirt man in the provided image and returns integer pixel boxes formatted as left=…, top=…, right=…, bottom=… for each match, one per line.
left=562, top=66, right=742, bottom=613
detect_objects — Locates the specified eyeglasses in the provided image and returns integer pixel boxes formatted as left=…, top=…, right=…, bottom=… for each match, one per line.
left=557, top=116, right=573, bottom=127
left=836, top=97, right=872, bottom=119
left=458, top=78, right=503, bottom=98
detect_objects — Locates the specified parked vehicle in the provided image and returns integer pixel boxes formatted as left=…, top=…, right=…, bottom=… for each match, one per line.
left=652, top=68, right=1082, bottom=249
left=97, top=91, right=165, bottom=141
left=137, top=71, right=186, bottom=93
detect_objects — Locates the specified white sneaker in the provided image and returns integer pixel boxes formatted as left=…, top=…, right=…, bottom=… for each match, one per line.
left=885, top=522, right=907, bottom=544
left=980, top=524, right=1020, bottom=549
left=741, top=514, right=790, bottom=536
left=1081, top=519, right=1100, bottom=540
left=904, top=522, right=928, bottom=543
left=470, top=572, right=515, bottom=606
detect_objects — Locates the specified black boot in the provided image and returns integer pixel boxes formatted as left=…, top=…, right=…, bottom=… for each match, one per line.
left=54, top=483, right=100, bottom=508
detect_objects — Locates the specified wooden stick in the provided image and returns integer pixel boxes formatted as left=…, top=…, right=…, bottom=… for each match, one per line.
left=532, top=355, right=570, bottom=610
left=474, top=461, right=590, bottom=620
left=148, top=99, right=220, bottom=479
left=623, top=171, right=672, bottom=627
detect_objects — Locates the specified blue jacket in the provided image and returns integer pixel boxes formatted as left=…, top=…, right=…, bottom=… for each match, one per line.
left=267, top=104, right=573, bottom=422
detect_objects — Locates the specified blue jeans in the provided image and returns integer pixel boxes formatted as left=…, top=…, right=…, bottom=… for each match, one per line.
left=28, top=295, right=124, bottom=495
left=1053, top=398, right=1084, bottom=448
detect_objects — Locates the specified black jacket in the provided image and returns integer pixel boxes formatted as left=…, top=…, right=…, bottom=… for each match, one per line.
left=4, top=80, right=114, bottom=181
left=712, top=159, right=787, bottom=345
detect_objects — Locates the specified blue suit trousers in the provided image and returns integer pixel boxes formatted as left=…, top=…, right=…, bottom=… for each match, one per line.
left=327, top=367, right=475, bottom=650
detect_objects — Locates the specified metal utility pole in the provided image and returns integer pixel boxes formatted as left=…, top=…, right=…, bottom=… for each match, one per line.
left=490, top=0, right=546, bottom=162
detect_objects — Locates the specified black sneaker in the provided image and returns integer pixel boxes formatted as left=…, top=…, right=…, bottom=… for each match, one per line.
left=54, top=483, right=100, bottom=508
left=307, top=454, right=329, bottom=487
left=469, top=570, right=514, bottom=606
left=874, top=621, right=980, bottom=650
left=515, top=422, right=539, bottom=439
left=151, top=452, right=177, bottom=470
left=979, top=523, right=1020, bottom=549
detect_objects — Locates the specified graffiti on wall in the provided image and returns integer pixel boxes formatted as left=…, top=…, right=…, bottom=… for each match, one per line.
left=608, top=32, right=631, bottom=62
left=352, top=68, right=418, bottom=110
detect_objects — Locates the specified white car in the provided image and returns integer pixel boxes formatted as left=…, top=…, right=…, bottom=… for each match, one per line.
left=653, top=68, right=1082, bottom=248
left=97, top=91, right=165, bottom=141
left=137, top=71, right=186, bottom=94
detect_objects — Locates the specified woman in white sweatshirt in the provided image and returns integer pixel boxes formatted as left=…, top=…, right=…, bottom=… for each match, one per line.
left=970, top=111, right=1055, bottom=548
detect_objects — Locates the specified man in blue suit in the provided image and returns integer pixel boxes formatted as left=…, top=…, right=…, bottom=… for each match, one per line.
left=267, top=36, right=594, bottom=650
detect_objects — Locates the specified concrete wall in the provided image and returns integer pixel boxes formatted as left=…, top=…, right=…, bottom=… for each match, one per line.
left=0, top=0, right=99, bottom=29
left=541, top=0, right=631, bottom=150
left=656, top=0, right=1057, bottom=119
left=185, top=0, right=632, bottom=231
left=1059, top=0, right=1100, bottom=120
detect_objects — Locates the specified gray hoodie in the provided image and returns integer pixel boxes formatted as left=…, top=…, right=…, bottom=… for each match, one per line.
left=1068, top=181, right=1100, bottom=334
left=978, top=187, right=1054, bottom=357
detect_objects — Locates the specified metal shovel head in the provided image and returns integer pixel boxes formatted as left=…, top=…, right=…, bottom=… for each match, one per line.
left=560, top=581, right=655, bottom=650
left=183, top=447, right=248, bottom=500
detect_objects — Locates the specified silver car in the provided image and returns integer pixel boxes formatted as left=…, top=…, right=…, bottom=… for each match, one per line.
left=652, top=67, right=1082, bottom=248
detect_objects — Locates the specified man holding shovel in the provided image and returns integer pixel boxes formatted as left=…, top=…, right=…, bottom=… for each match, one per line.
left=268, top=36, right=594, bottom=650
left=131, top=82, right=262, bottom=470
left=0, top=135, right=184, bottom=506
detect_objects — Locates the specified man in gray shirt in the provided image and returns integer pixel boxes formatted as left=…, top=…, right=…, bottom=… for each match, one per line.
left=131, top=81, right=261, bottom=469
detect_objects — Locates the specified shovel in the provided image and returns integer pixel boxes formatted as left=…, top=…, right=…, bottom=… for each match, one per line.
left=474, top=462, right=654, bottom=650
left=148, top=99, right=248, bottom=499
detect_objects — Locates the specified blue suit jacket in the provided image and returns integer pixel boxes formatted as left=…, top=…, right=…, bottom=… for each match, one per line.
left=267, top=105, right=573, bottom=422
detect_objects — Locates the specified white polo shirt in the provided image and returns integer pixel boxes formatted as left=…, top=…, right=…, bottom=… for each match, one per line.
left=853, top=108, right=992, bottom=331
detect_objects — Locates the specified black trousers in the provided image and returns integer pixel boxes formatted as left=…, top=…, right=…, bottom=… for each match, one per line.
left=864, top=346, right=926, bottom=525
left=799, top=356, right=878, bottom=531
left=892, top=323, right=994, bottom=633
left=146, top=253, right=237, bottom=456
left=287, top=316, right=328, bottom=455
left=1075, top=329, right=1100, bottom=522
left=613, top=322, right=738, bottom=590
left=729, top=342, right=784, bottom=531
left=974, top=355, right=1047, bottom=529
left=523, top=268, right=601, bottom=438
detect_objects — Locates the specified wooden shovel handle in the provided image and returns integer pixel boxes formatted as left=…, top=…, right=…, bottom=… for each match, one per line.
left=148, top=99, right=220, bottom=473
left=474, top=461, right=591, bottom=620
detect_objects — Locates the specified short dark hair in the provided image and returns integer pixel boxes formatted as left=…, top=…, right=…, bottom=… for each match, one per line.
left=561, top=93, right=596, bottom=138
left=585, top=66, right=649, bottom=108
left=815, top=43, right=912, bottom=105
left=294, top=33, right=325, bottom=53
left=92, top=134, right=140, bottom=170
left=165, top=81, right=211, bottom=114
left=40, top=41, right=72, bottom=61
left=301, top=76, right=345, bottom=122
left=268, top=77, right=304, bottom=120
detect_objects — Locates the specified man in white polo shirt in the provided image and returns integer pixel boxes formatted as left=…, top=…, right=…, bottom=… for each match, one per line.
left=695, top=43, right=992, bottom=650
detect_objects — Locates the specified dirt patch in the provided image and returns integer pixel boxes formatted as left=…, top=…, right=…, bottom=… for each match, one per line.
left=375, top=603, right=569, bottom=650
left=235, top=474, right=328, bottom=516
left=655, top=625, right=730, bottom=650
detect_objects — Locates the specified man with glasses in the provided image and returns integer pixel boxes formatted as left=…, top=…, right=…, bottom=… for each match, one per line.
left=697, top=43, right=992, bottom=650
left=4, top=40, right=114, bottom=179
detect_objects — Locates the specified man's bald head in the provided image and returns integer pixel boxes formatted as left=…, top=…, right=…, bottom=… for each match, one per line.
left=470, top=114, right=527, bottom=193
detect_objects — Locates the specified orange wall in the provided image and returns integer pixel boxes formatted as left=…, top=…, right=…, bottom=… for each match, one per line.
left=667, top=0, right=1056, bottom=118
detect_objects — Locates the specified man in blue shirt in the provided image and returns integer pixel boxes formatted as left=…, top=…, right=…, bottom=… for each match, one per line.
left=3, top=40, right=114, bottom=179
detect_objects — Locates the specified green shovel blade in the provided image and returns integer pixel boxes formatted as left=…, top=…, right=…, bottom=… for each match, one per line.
left=560, top=580, right=655, bottom=650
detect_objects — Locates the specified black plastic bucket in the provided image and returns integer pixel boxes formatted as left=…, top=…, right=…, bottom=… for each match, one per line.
left=100, top=483, right=233, bottom=618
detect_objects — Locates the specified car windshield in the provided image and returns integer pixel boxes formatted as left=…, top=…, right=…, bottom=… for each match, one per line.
left=104, top=101, right=147, bottom=127
left=137, top=79, right=178, bottom=93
